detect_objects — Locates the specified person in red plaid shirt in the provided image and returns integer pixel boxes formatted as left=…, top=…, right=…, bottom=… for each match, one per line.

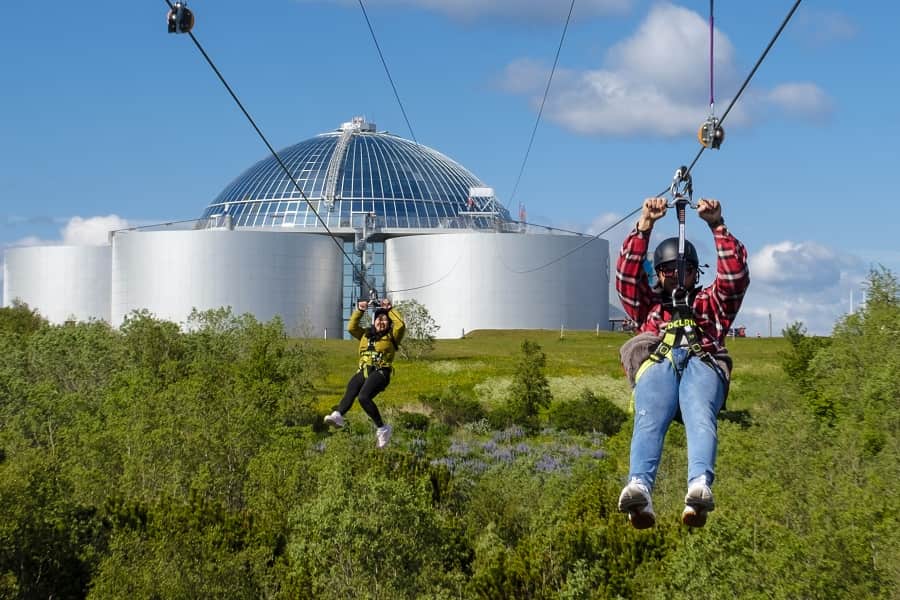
left=615, top=197, right=749, bottom=529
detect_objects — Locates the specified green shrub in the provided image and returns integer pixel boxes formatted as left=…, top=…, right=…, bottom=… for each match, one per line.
left=395, top=411, right=430, bottom=431
left=506, top=340, right=552, bottom=430
left=0, top=300, right=47, bottom=337
left=418, top=385, right=485, bottom=426
left=548, top=388, right=627, bottom=435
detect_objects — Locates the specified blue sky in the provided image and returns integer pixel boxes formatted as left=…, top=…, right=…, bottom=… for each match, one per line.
left=2, top=0, right=897, bottom=336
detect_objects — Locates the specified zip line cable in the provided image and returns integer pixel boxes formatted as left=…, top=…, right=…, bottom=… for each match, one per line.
left=386, top=215, right=614, bottom=292
left=722, top=0, right=802, bottom=126
left=162, top=0, right=376, bottom=293
left=385, top=254, right=463, bottom=295
left=166, top=0, right=801, bottom=295
left=506, top=0, right=576, bottom=211
left=676, top=0, right=803, bottom=182
left=358, top=0, right=418, bottom=145
left=497, top=209, right=640, bottom=275
left=502, top=0, right=804, bottom=276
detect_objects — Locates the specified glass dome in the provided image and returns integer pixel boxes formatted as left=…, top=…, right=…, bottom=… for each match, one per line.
left=201, top=117, right=512, bottom=230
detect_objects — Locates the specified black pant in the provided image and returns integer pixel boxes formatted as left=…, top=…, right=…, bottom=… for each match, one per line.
left=337, top=367, right=391, bottom=427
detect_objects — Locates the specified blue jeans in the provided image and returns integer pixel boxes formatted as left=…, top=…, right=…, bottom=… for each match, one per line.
left=629, top=347, right=725, bottom=490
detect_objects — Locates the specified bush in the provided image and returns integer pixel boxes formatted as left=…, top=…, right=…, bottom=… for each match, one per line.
left=394, top=299, right=437, bottom=360
left=548, top=389, right=627, bottom=435
left=395, top=411, right=430, bottom=431
left=0, top=300, right=47, bottom=337
left=506, top=340, right=552, bottom=430
left=418, top=385, right=485, bottom=427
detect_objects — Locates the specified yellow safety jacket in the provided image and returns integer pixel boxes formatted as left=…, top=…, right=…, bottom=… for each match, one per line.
left=348, top=308, right=406, bottom=372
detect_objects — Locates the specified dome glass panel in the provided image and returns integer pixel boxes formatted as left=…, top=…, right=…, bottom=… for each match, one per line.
left=201, top=119, right=511, bottom=230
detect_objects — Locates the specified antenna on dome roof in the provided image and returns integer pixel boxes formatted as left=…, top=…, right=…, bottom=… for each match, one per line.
left=339, top=116, right=376, bottom=133
left=464, top=186, right=504, bottom=230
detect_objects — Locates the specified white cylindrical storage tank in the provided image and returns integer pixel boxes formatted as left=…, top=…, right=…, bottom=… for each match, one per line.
left=111, top=229, right=342, bottom=335
left=3, top=245, right=112, bottom=323
left=386, top=232, right=609, bottom=338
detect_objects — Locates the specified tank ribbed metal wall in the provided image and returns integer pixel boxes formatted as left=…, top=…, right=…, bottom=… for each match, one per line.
left=385, top=232, right=609, bottom=338
left=3, top=245, right=112, bottom=323
left=110, top=230, right=343, bottom=336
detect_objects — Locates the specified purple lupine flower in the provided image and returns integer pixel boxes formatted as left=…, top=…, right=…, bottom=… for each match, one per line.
left=490, top=447, right=514, bottom=464
left=535, top=454, right=564, bottom=473
left=449, top=440, right=471, bottom=455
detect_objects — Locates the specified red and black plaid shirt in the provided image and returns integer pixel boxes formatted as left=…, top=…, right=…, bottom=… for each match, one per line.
left=616, top=226, right=750, bottom=354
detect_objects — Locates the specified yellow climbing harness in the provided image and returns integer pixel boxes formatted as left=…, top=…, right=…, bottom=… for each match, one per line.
left=633, top=317, right=704, bottom=384
left=629, top=316, right=729, bottom=417
left=358, top=349, right=391, bottom=372
left=357, top=331, right=399, bottom=377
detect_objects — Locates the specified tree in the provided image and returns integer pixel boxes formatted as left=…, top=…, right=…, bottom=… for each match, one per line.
left=393, top=299, right=437, bottom=360
left=780, top=321, right=832, bottom=421
left=505, top=340, right=552, bottom=430
left=0, top=300, right=47, bottom=337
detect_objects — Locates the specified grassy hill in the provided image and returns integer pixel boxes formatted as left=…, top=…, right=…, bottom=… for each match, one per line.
left=308, top=329, right=788, bottom=419
left=1, top=298, right=896, bottom=599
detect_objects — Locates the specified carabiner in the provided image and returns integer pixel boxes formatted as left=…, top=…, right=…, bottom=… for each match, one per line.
left=669, top=166, right=694, bottom=205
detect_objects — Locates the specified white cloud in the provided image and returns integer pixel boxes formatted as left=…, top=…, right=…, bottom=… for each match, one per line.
left=5, top=235, right=52, bottom=248
left=500, top=2, right=830, bottom=137
left=61, top=215, right=130, bottom=246
left=738, top=241, right=868, bottom=336
left=602, top=235, right=870, bottom=336
left=499, top=59, right=552, bottom=95
left=798, top=10, right=859, bottom=46
left=765, top=82, right=832, bottom=119
left=586, top=211, right=629, bottom=237
left=4, top=215, right=131, bottom=249
left=605, top=4, right=735, bottom=97
left=751, top=240, right=842, bottom=290
left=298, top=0, right=632, bottom=21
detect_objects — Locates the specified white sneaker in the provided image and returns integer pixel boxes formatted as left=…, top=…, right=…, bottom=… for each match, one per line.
left=682, top=477, right=715, bottom=528
left=324, top=411, right=345, bottom=428
left=618, top=478, right=656, bottom=529
left=376, top=424, right=393, bottom=449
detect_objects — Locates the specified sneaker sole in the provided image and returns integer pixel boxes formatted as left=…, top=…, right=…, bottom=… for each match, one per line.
left=628, top=510, right=656, bottom=529
left=619, top=497, right=655, bottom=529
left=682, top=506, right=709, bottom=528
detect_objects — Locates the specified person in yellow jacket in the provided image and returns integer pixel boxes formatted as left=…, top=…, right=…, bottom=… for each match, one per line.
left=324, top=297, right=405, bottom=448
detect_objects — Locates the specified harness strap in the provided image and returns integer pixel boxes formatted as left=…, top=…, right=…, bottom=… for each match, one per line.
left=635, top=316, right=729, bottom=404
left=648, top=317, right=706, bottom=371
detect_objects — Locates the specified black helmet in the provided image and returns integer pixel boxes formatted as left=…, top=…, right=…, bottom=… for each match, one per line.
left=653, top=237, right=699, bottom=269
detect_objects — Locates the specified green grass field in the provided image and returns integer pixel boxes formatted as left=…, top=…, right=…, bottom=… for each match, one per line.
left=307, top=330, right=790, bottom=418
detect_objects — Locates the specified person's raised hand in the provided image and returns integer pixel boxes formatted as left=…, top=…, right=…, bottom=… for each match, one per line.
left=697, top=198, right=723, bottom=227
left=638, top=197, right=668, bottom=231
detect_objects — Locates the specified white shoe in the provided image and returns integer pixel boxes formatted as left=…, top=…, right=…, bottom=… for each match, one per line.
left=376, top=424, right=393, bottom=449
left=324, top=411, right=345, bottom=428
left=618, top=478, right=655, bottom=529
left=682, top=476, right=715, bottom=527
